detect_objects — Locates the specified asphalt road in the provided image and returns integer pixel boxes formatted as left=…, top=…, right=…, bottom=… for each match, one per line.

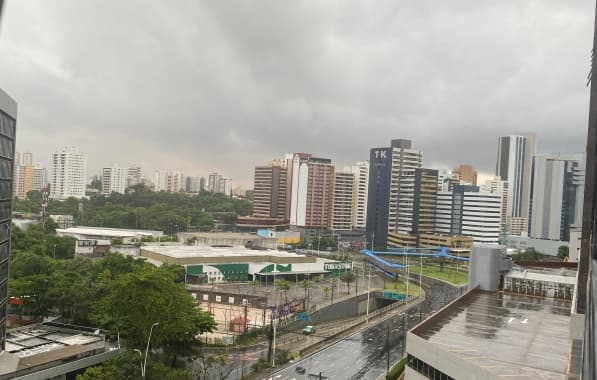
left=262, top=276, right=463, bottom=380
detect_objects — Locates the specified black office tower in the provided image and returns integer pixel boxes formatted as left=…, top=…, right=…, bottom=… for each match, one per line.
left=365, top=147, right=392, bottom=249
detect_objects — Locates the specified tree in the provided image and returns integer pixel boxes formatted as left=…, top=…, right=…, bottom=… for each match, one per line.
left=340, top=271, right=356, bottom=295
left=76, top=350, right=193, bottom=380
left=91, top=266, right=216, bottom=363
left=323, top=286, right=330, bottom=298
left=558, top=245, right=569, bottom=261
left=274, top=279, right=291, bottom=303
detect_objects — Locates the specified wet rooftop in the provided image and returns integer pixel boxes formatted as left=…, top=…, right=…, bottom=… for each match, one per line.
left=412, top=290, right=574, bottom=379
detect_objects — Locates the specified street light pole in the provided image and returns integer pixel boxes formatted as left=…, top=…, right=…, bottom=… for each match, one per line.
left=366, top=265, right=372, bottom=324
left=141, top=322, right=159, bottom=378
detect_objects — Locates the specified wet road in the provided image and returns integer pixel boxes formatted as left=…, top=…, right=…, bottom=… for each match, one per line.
left=264, top=276, right=463, bottom=380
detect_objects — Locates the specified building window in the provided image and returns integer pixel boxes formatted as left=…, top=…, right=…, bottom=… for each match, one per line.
left=407, top=354, right=455, bottom=380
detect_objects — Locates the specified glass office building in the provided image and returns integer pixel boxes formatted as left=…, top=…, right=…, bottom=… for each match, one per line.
left=0, top=89, right=16, bottom=352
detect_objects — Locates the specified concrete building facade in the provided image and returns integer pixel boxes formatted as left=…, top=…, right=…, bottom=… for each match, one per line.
left=332, top=171, right=355, bottom=231
left=452, top=163, right=477, bottom=185
left=435, top=185, right=501, bottom=244
left=481, top=176, right=509, bottom=230
left=50, top=146, right=87, bottom=200
left=102, top=164, right=127, bottom=195
left=366, top=139, right=422, bottom=249
left=32, top=163, right=47, bottom=192
left=154, top=170, right=184, bottom=193
left=495, top=133, right=536, bottom=230
left=530, top=153, right=584, bottom=241
left=287, top=153, right=335, bottom=229
left=350, top=161, right=369, bottom=229
left=252, top=162, right=288, bottom=221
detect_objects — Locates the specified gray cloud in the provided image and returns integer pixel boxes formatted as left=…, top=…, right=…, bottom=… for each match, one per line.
left=0, top=0, right=592, bottom=187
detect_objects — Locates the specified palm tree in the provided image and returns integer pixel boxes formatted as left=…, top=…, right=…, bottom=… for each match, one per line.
left=275, top=279, right=291, bottom=303
left=340, top=271, right=356, bottom=295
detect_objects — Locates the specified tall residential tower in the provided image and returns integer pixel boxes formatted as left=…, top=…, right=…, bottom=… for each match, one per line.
left=50, top=146, right=87, bottom=199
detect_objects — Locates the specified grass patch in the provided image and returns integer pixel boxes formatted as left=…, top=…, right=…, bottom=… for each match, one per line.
left=406, top=263, right=468, bottom=285
left=384, top=280, right=422, bottom=297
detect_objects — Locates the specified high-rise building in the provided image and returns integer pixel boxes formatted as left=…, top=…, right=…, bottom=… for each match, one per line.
left=13, top=152, right=34, bottom=199
left=412, top=169, right=439, bottom=237
left=102, top=164, right=128, bottom=195
left=199, top=176, right=206, bottom=192
left=496, top=133, right=536, bottom=228
left=32, top=163, right=47, bottom=191
left=50, top=146, right=87, bottom=199
left=208, top=173, right=220, bottom=193
left=350, top=161, right=369, bottom=229
left=218, top=177, right=232, bottom=196
left=154, top=170, right=184, bottom=193
left=332, top=171, right=355, bottom=231
left=481, top=176, right=509, bottom=230
left=127, top=166, right=142, bottom=188
left=287, top=153, right=335, bottom=229
left=436, top=168, right=453, bottom=192
left=435, top=185, right=501, bottom=244
left=452, top=164, right=477, bottom=185
left=387, top=168, right=438, bottom=247
left=0, top=88, right=17, bottom=351
left=366, top=139, right=422, bottom=248
left=530, top=154, right=585, bottom=241
left=252, top=161, right=288, bottom=220
left=185, top=176, right=202, bottom=193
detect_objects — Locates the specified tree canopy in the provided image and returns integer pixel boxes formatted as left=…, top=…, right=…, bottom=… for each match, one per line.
left=14, top=184, right=252, bottom=233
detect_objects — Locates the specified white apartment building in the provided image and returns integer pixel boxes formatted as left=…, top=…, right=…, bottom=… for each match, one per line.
left=127, top=166, right=142, bottom=188
left=332, top=171, right=355, bottom=231
left=102, top=164, right=128, bottom=195
left=350, top=161, right=369, bottom=229
left=154, top=170, right=184, bottom=193
left=50, top=146, right=87, bottom=199
left=388, top=140, right=423, bottom=234
left=32, top=163, right=47, bottom=191
left=481, top=176, right=509, bottom=230
left=435, top=185, right=501, bottom=244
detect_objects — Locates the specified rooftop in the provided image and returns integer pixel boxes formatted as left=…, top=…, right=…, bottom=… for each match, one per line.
left=0, top=322, right=118, bottom=378
left=142, top=245, right=315, bottom=260
left=56, top=226, right=162, bottom=238
left=411, top=290, right=574, bottom=379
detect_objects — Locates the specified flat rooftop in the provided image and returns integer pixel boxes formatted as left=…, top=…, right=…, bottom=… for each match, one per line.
left=142, top=245, right=304, bottom=259
left=412, top=290, right=573, bottom=379
left=57, top=226, right=162, bottom=238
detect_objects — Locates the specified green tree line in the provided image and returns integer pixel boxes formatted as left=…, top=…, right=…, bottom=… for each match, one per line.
left=8, top=223, right=218, bottom=378
left=14, top=184, right=252, bottom=232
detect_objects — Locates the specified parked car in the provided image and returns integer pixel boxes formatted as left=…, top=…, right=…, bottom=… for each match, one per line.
left=302, top=325, right=316, bottom=335
left=295, top=366, right=306, bottom=374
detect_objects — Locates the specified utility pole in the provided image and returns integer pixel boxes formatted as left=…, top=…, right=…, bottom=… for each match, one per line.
left=243, top=300, right=249, bottom=334
left=267, top=315, right=273, bottom=362
left=386, top=321, right=391, bottom=374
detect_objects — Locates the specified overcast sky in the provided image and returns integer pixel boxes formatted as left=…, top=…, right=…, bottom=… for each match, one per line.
left=0, top=1, right=593, bottom=188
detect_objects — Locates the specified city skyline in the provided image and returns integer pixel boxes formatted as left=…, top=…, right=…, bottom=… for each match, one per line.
left=0, top=1, right=591, bottom=187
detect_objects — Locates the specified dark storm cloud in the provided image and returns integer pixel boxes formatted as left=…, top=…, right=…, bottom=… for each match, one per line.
left=0, top=0, right=593, bottom=186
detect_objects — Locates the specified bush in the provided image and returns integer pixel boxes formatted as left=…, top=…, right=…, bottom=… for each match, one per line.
left=386, top=356, right=407, bottom=380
